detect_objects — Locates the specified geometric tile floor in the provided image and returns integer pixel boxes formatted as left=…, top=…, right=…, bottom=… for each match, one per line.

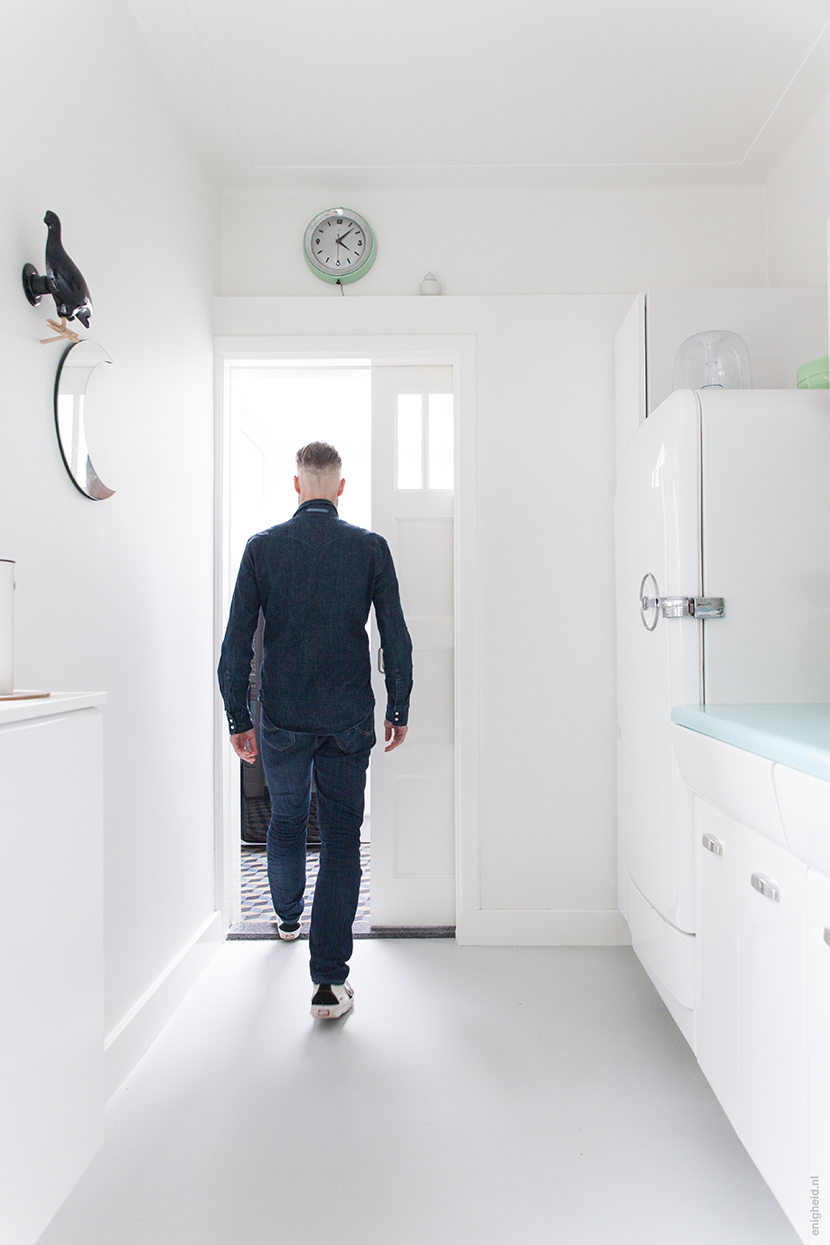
left=239, top=842, right=372, bottom=934
left=229, top=841, right=455, bottom=941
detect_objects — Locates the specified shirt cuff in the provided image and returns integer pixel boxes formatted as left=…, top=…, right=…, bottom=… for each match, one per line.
left=227, top=711, right=254, bottom=735
left=385, top=704, right=409, bottom=727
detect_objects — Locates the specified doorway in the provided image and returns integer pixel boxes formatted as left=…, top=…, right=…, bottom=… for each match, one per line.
left=219, top=354, right=458, bottom=934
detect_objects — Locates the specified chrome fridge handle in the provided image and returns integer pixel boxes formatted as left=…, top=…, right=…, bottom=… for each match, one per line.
left=640, top=573, right=725, bottom=630
left=639, top=574, right=659, bottom=631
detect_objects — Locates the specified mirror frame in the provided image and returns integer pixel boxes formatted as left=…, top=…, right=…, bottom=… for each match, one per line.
left=53, top=340, right=115, bottom=501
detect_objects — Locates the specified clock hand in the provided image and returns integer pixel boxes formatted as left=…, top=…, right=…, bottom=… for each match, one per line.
left=337, top=228, right=354, bottom=243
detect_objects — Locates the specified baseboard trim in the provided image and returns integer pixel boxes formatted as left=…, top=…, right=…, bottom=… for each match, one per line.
left=455, top=908, right=631, bottom=946
left=104, top=910, right=223, bottom=1099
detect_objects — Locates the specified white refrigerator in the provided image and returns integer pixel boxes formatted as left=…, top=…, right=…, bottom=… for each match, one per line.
left=615, top=387, right=830, bottom=1034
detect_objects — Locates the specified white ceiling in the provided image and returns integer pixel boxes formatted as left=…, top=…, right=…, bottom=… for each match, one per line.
left=127, top=0, right=830, bottom=189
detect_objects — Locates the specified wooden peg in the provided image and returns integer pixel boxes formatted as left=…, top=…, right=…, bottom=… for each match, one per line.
left=40, top=317, right=80, bottom=346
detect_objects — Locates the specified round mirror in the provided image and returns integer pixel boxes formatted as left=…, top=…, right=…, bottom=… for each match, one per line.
left=53, top=340, right=115, bottom=500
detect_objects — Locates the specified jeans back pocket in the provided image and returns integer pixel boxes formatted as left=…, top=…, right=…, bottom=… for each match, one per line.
left=335, top=712, right=376, bottom=754
left=259, top=709, right=296, bottom=752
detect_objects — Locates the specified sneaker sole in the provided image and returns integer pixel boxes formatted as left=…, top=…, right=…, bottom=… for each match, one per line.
left=278, top=926, right=302, bottom=941
left=311, top=997, right=354, bottom=1020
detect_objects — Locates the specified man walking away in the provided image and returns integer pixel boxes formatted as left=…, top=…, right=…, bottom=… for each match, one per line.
left=218, top=442, right=412, bottom=1019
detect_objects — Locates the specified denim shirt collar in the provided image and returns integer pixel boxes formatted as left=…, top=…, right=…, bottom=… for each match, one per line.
left=294, top=499, right=338, bottom=517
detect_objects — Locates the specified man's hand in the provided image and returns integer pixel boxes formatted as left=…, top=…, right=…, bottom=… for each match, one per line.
left=384, top=720, right=408, bottom=752
left=231, top=729, right=258, bottom=763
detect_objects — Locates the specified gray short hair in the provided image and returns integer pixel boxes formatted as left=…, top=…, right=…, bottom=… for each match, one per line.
left=296, top=441, right=342, bottom=473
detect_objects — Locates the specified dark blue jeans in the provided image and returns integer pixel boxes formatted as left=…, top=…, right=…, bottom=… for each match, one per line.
left=258, top=707, right=374, bottom=985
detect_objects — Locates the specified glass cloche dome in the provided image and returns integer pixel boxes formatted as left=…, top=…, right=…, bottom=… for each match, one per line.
left=673, top=330, right=752, bottom=391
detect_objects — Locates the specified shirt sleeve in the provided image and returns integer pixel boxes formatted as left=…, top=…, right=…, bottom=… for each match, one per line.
left=372, top=538, right=413, bottom=727
left=217, top=541, right=262, bottom=734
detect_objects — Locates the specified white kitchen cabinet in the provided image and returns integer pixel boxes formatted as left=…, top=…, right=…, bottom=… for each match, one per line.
left=693, top=792, right=814, bottom=1241
left=806, top=866, right=830, bottom=1238
left=695, top=799, right=741, bottom=1131
left=739, top=825, right=809, bottom=1235
left=0, top=694, right=105, bottom=1245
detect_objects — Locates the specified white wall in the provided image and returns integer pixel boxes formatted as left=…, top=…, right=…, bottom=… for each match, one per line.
left=216, top=296, right=632, bottom=941
left=223, top=187, right=768, bottom=297
left=0, top=0, right=220, bottom=1093
left=766, top=89, right=830, bottom=288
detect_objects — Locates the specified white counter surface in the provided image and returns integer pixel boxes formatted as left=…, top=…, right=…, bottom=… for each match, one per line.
left=0, top=692, right=107, bottom=727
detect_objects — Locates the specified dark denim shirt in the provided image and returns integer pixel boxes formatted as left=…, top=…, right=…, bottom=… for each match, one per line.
left=218, top=499, right=412, bottom=736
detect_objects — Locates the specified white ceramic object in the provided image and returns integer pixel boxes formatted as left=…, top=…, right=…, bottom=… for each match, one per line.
left=0, top=560, right=13, bottom=696
left=419, top=271, right=441, bottom=295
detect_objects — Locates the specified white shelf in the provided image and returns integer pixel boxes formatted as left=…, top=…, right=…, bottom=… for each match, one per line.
left=0, top=691, right=107, bottom=728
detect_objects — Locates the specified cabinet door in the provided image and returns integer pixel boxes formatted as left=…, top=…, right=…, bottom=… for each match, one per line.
left=739, top=825, right=809, bottom=1233
left=0, top=709, right=104, bottom=1245
left=695, top=799, right=740, bottom=1131
left=807, top=867, right=830, bottom=1241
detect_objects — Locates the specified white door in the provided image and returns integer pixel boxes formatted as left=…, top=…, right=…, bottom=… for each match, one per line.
left=614, top=389, right=702, bottom=936
left=370, top=365, right=455, bottom=926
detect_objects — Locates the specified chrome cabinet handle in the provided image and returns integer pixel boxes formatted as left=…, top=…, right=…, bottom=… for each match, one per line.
left=702, top=833, right=723, bottom=856
left=823, top=929, right=830, bottom=947
left=750, top=873, right=780, bottom=902
left=377, top=647, right=384, bottom=674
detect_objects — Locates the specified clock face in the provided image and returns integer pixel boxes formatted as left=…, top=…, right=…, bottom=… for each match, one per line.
left=303, top=209, right=375, bottom=284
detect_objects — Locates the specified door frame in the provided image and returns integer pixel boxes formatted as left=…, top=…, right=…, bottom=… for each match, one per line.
left=213, top=335, right=480, bottom=930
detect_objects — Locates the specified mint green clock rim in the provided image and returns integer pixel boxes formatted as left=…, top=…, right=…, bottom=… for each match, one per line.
left=303, top=209, right=376, bottom=284
left=303, top=241, right=376, bottom=284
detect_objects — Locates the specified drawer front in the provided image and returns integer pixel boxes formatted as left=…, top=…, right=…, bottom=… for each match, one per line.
left=695, top=799, right=740, bottom=1131
left=739, top=825, right=809, bottom=1234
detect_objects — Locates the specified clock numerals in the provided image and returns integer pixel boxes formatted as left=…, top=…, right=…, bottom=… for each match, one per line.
left=305, top=210, right=374, bottom=282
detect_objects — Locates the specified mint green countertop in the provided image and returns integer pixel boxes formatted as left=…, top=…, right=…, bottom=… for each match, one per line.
left=670, top=704, right=830, bottom=782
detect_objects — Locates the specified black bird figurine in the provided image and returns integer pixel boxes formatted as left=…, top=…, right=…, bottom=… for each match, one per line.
left=22, top=211, right=93, bottom=329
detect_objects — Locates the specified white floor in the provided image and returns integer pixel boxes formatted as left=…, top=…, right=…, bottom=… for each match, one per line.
left=38, top=941, right=798, bottom=1245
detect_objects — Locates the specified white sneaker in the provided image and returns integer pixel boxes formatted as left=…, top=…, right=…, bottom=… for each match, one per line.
left=277, top=919, right=301, bottom=941
left=311, top=981, right=354, bottom=1019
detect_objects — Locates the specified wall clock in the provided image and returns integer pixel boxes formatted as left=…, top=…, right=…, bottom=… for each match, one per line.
left=303, top=208, right=376, bottom=285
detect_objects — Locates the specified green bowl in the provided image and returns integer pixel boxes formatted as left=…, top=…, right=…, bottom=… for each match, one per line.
left=797, top=355, right=830, bottom=389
